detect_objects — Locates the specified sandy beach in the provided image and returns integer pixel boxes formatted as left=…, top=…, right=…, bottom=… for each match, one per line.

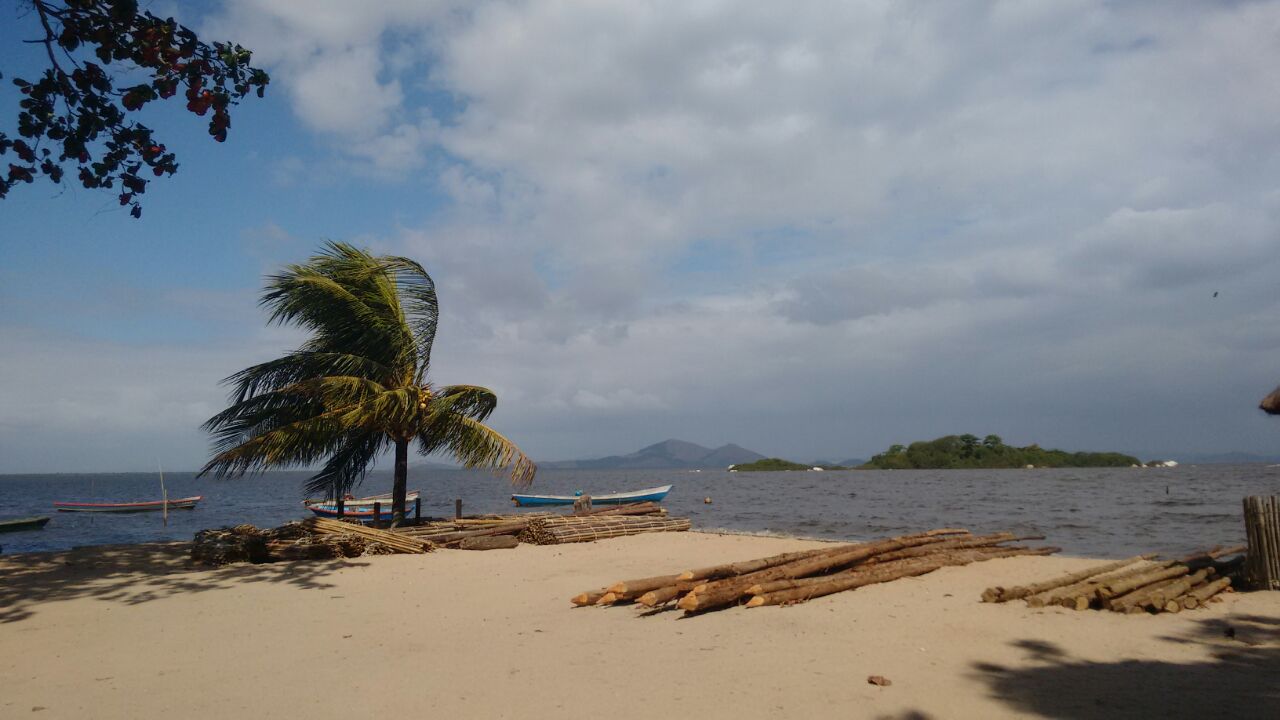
left=1, top=532, right=1277, bottom=719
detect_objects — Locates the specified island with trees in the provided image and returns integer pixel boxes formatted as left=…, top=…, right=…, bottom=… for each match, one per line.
left=730, top=458, right=847, bottom=471
left=859, top=434, right=1140, bottom=469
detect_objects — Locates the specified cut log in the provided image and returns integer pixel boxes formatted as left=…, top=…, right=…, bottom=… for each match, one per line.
left=458, top=535, right=519, bottom=551
left=607, top=573, right=687, bottom=596
left=679, top=533, right=959, bottom=613
left=745, top=561, right=943, bottom=607
left=571, top=590, right=608, bottom=607
left=984, top=554, right=1154, bottom=603
left=1097, top=564, right=1189, bottom=600
left=1105, top=569, right=1211, bottom=612
left=677, top=547, right=838, bottom=582
left=1025, top=560, right=1162, bottom=608
left=1186, top=576, right=1232, bottom=605
left=636, top=582, right=699, bottom=607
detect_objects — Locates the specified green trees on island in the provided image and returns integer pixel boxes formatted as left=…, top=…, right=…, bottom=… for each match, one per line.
left=861, top=434, right=1139, bottom=469
left=199, top=242, right=535, bottom=524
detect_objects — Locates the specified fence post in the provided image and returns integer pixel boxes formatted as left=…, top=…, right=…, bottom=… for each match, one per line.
left=373, top=502, right=382, bottom=529
left=455, top=498, right=463, bottom=520
left=337, top=497, right=345, bottom=519
left=414, top=496, right=421, bottom=523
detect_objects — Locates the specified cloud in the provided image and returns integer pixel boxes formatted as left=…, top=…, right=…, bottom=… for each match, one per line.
left=8, top=1, right=1280, bottom=471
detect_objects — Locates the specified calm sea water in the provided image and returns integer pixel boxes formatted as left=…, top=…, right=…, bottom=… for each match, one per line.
left=2, top=465, right=1277, bottom=557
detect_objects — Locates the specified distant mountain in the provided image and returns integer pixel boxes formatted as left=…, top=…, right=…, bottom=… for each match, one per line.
left=1164, top=451, right=1280, bottom=465
left=541, top=439, right=766, bottom=470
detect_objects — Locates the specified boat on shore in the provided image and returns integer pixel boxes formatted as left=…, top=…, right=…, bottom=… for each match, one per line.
left=303, top=491, right=420, bottom=522
left=53, top=496, right=203, bottom=513
left=511, top=484, right=673, bottom=507
left=0, top=516, right=51, bottom=533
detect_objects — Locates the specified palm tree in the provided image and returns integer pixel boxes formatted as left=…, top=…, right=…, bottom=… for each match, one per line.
left=198, top=241, right=534, bottom=523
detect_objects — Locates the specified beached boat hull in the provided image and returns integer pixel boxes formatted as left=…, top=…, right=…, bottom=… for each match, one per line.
left=511, top=484, right=673, bottom=507
left=54, top=497, right=203, bottom=513
left=0, top=516, right=51, bottom=533
left=303, top=491, right=420, bottom=522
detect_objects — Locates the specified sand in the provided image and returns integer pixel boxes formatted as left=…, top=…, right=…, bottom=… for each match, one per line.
left=1, top=532, right=1277, bottom=719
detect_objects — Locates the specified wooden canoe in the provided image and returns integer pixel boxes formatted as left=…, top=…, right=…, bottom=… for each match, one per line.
left=53, top=496, right=203, bottom=513
left=511, top=484, right=673, bottom=507
left=303, top=491, right=420, bottom=521
left=0, top=516, right=51, bottom=532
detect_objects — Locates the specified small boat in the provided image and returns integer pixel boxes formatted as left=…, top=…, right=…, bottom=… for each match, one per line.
left=53, top=496, right=203, bottom=513
left=0, top=516, right=51, bottom=533
left=303, top=491, right=420, bottom=521
left=511, top=484, right=673, bottom=507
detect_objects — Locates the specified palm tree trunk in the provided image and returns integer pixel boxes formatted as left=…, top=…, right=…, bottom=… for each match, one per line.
left=392, top=437, right=409, bottom=525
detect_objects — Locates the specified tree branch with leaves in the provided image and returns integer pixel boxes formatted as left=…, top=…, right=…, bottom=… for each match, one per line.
left=0, top=0, right=269, bottom=217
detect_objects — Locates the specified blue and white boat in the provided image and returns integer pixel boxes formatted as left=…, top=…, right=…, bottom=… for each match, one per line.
left=304, top=491, right=419, bottom=522
left=511, top=484, right=673, bottom=507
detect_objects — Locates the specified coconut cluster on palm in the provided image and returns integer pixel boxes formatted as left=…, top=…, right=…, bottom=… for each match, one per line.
left=199, top=241, right=534, bottom=523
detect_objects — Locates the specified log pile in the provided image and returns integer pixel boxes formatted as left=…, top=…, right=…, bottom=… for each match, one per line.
left=570, top=528, right=1058, bottom=614
left=981, top=545, right=1245, bottom=614
left=391, top=502, right=676, bottom=548
left=192, top=518, right=430, bottom=566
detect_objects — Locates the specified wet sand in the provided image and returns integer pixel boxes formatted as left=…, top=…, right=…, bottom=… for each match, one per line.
left=1, top=532, right=1277, bottom=719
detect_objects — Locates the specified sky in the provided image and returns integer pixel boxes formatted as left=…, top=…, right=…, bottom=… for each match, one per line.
left=2, top=0, right=1280, bottom=473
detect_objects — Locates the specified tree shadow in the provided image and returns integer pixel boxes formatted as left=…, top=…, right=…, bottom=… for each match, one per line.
left=0, top=542, right=368, bottom=624
left=971, top=613, right=1280, bottom=717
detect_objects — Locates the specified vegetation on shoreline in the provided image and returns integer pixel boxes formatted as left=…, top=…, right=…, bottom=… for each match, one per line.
left=860, top=434, right=1140, bottom=469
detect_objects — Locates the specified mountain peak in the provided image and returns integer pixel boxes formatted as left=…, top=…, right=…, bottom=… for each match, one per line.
left=541, top=439, right=765, bottom=469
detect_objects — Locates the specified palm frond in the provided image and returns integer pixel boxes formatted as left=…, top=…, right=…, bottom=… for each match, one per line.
left=434, top=384, right=499, bottom=421
left=223, top=352, right=395, bottom=403
left=303, top=431, right=388, bottom=498
left=417, top=413, right=536, bottom=487
left=380, top=256, right=438, bottom=383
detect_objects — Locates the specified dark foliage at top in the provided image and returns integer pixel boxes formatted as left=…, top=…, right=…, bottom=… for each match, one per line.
left=0, top=0, right=269, bottom=217
left=861, top=434, right=1140, bottom=469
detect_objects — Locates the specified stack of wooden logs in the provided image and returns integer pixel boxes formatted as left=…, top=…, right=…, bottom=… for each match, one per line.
left=981, top=545, right=1245, bottom=613
left=393, top=502, right=677, bottom=548
left=192, top=517, right=431, bottom=566
left=571, top=528, right=1058, bottom=614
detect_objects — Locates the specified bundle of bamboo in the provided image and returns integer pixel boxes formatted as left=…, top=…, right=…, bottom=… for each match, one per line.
left=981, top=545, right=1245, bottom=614
left=569, top=528, right=1058, bottom=614
left=305, top=517, right=432, bottom=554
left=521, top=515, right=691, bottom=545
left=390, top=502, right=671, bottom=548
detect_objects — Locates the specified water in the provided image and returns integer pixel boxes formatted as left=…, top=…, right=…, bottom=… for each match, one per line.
left=2, top=465, right=1278, bottom=557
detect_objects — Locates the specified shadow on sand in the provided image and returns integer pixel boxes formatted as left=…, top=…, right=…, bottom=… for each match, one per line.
left=0, top=542, right=367, bottom=624
left=971, top=612, right=1280, bottom=717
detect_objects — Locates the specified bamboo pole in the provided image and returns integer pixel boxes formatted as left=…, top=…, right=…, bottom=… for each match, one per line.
left=306, top=517, right=431, bottom=553
left=982, top=554, right=1154, bottom=603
